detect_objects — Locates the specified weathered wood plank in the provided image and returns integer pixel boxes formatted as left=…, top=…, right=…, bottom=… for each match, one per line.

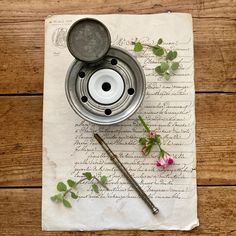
left=0, top=17, right=235, bottom=94
left=0, top=187, right=235, bottom=235
left=0, top=96, right=42, bottom=186
left=196, top=94, right=236, bottom=185
left=0, top=94, right=235, bottom=186
left=0, top=0, right=235, bottom=21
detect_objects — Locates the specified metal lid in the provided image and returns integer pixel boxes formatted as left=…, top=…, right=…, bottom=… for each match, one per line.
left=67, top=18, right=111, bottom=63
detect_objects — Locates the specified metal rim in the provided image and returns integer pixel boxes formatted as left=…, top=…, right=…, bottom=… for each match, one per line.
left=65, top=46, right=146, bottom=125
left=66, top=18, right=111, bottom=63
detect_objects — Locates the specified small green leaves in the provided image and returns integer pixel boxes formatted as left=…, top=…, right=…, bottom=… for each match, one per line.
left=166, top=50, right=177, bottom=61
left=133, top=39, right=180, bottom=80
left=92, top=184, right=99, bottom=193
left=155, top=62, right=169, bottom=76
left=63, top=198, right=72, bottom=208
left=57, top=182, right=67, bottom=192
left=71, top=192, right=78, bottom=199
left=83, top=172, right=93, bottom=180
left=138, top=116, right=171, bottom=161
left=50, top=193, right=63, bottom=203
left=152, top=46, right=164, bottom=56
left=51, top=173, right=108, bottom=208
left=134, top=41, right=143, bottom=52
left=157, top=38, right=163, bottom=45
left=67, top=179, right=76, bottom=188
left=100, top=176, right=108, bottom=185
left=171, top=62, right=179, bottom=71
left=164, top=72, right=170, bottom=81
left=160, top=149, right=165, bottom=158
left=152, top=38, right=164, bottom=56
left=155, top=65, right=163, bottom=75
left=139, top=137, right=147, bottom=145
left=156, top=61, right=179, bottom=80
left=161, top=62, right=169, bottom=72
left=50, top=195, right=58, bottom=202
left=155, top=135, right=161, bottom=144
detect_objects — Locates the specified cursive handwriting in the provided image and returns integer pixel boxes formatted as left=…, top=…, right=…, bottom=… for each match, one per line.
left=70, top=36, right=195, bottom=200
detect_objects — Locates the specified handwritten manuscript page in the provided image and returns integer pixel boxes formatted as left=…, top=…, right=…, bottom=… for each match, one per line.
left=42, top=14, right=199, bottom=230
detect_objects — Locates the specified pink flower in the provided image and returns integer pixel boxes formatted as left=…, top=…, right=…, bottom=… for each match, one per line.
left=166, top=155, right=174, bottom=165
left=156, top=157, right=168, bottom=168
left=156, top=155, right=174, bottom=169
left=149, top=130, right=156, bottom=138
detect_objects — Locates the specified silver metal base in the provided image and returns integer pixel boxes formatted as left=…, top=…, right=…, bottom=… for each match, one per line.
left=65, top=46, right=146, bottom=125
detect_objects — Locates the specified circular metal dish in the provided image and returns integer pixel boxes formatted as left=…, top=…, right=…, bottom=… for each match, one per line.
left=67, top=18, right=111, bottom=63
left=65, top=46, right=146, bottom=125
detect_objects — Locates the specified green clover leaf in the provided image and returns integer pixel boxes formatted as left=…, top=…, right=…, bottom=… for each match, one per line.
left=71, top=192, right=78, bottom=199
left=92, top=184, right=99, bottom=193
left=152, top=46, right=164, bottom=56
left=50, top=193, right=63, bottom=203
left=171, top=62, right=179, bottom=71
left=157, top=38, right=163, bottom=45
left=164, top=72, right=170, bottom=81
left=100, top=176, right=108, bottom=185
left=83, top=172, right=93, bottom=180
left=166, top=50, right=177, bottom=61
left=57, top=182, right=67, bottom=192
left=134, top=41, right=143, bottom=52
left=63, top=198, right=72, bottom=208
left=67, top=179, right=76, bottom=188
left=139, top=137, right=148, bottom=145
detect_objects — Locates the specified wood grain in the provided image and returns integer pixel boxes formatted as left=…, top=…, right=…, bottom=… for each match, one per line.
left=0, top=94, right=235, bottom=187
left=0, top=96, right=42, bottom=186
left=0, top=0, right=235, bottom=21
left=0, top=1, right=235, bottom=235
left=0, top=187, right=235, bottom=235
left=0, top=5, right=235, bottom=94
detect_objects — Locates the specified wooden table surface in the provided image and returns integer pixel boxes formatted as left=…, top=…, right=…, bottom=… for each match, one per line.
left=0, top=0, right=236, bottom=235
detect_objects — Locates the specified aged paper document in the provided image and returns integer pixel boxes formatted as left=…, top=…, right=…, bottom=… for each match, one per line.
left=42, top=14, right=199, bottom=230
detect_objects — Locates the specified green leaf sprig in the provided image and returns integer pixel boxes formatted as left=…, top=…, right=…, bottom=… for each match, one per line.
left=132, top=38, right=180, bottom=80
left=50, top=172, right=108, bottom=208
left=138, top=115, right=169, bottom=157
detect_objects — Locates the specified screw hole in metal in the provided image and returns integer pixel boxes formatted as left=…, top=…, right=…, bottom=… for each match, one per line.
left=79, top=71, right=85, bottom=78
left=105, top=109, right=112, bottom=115
left=81, top=96, right=88, bottom=103
left=102, top=82, right=111, bottom=92
left=128, top=88, right=135, bottom=95
left=111, top=58, right=117, bottom=65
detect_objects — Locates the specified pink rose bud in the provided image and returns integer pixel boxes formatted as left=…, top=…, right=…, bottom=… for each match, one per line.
left=166, top=155, right=174, bottom=165
left=149, top=130, right=156, bottom=138
left=156, top=159, right=162, bottom=167
left=156, top=158, right=168, bottom=168
left=156, top=155, right=174, bottom=169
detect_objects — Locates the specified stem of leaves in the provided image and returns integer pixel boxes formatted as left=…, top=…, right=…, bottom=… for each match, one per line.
left=93, top=176, right=109, bottom=191
left=138, top=116, right=170, bottom=158
left=51, top=172, right=109, bottom=208
left=138, top=115, right=150, bottom=132
left=62, top=177, right=87, bottom=198
left=133, top=38, right=180, bottom=80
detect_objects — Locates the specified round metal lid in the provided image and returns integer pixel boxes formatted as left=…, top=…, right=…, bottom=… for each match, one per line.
left=67, top=18, right=111, bottom=63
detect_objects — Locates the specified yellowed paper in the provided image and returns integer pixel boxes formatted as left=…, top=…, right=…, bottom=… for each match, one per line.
left=42, top=14, right=199, bottom=231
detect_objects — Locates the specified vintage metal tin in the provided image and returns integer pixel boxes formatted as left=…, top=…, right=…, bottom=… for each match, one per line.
left=65, top=18, right=146, bottom=125
left=67, top=18, right=111, bottom=63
